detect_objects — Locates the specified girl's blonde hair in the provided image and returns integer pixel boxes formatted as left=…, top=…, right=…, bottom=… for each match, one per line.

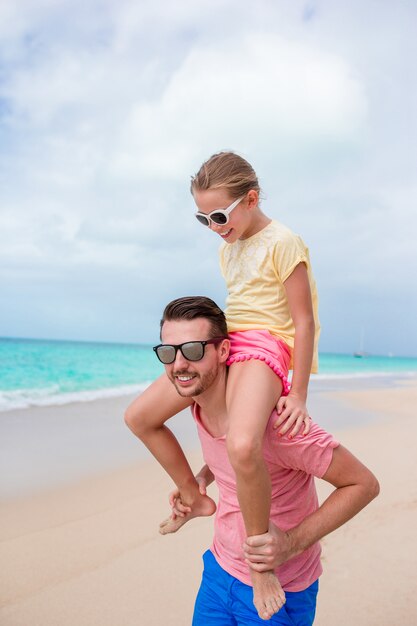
left=190, top=151, right=260, bottom=200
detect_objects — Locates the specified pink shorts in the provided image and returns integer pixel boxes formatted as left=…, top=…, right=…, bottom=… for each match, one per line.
left=226, top=330, right=291, bottom=395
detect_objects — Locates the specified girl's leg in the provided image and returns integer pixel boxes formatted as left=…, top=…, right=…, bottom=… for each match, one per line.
left=125, top=374, right=215, bottom=527
left=226, top=360, right=284, bottom=621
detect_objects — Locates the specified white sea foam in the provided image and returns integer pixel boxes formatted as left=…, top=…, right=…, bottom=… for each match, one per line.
left=313, top=370, right=417, bottom=381
left=0, top=382, right=152, bottom=412
left=1, top=370, right=416, bottom=413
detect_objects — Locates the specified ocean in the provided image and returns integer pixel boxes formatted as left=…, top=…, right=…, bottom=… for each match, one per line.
left=1, top=336, right=417, bottom=412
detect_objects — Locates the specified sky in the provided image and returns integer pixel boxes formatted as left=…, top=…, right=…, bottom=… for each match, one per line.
left=0, top=0, right=416, bottom=357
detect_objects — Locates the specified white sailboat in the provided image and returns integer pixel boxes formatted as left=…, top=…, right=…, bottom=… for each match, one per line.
left=354, top=327, right=367, bottom=358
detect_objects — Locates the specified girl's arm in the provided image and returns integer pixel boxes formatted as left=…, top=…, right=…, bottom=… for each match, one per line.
left=275, top=262, right=315, bottom=436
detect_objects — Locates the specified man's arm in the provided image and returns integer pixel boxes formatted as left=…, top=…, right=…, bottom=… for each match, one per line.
left=125, top=375, right=198, bottom=499
left=195, top=464, right=215, bottom=487
left=168, top=464, right=215, bottom=517
left=243, top=445, right=379, bottom=570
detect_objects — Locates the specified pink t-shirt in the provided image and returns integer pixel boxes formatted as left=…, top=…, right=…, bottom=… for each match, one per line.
left=193, top=404, right=339, bottom=592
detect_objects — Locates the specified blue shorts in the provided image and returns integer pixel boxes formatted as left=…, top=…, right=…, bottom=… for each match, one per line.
left=193, top=550, right=318, bottom=626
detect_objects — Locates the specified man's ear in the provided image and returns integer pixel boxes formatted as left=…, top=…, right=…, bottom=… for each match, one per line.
left=219, top=338, right=230, bottom=363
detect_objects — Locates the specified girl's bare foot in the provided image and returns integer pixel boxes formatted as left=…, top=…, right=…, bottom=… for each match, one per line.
left=159, top=493, right=216, bottom=535
left=251, top=569, right=285, bottom=620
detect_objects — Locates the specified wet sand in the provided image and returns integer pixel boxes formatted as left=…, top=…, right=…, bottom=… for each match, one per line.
left=1, top=380, right=416, bottom=625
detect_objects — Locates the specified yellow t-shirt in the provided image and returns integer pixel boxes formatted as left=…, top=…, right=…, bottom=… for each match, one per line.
left=219, top=220, right=320, bottom=372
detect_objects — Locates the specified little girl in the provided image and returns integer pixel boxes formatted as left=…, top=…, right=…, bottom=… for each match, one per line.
left=125, top=152, right=319, bottom=621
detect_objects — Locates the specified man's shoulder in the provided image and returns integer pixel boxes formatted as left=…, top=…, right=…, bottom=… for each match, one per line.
left=274, top=420, right=335, bottom=444
left=265, top=415, right=339, bottom=475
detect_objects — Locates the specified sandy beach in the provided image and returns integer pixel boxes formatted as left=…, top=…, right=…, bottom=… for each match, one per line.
left=1, top=379, right=416, bottom=626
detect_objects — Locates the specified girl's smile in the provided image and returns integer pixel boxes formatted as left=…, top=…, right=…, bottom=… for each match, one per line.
left=219, top=227, right=232, bottom=239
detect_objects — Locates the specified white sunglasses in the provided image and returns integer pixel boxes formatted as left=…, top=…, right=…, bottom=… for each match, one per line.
left=195, top=196, right=244, bottom=227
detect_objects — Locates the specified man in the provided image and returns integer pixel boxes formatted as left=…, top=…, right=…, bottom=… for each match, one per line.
left=125, top=296, right=379, bottom=625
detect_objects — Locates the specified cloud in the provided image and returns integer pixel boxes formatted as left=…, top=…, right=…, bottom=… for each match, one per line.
left=0, top=0, right=416, bottom=354
left=112, top=32, right=368, bottom=181
left=1, top=14, right=369, bottom=263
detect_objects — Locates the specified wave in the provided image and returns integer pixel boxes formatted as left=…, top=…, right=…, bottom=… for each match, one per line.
left=2, top=369, right=416, bottom=412
left=0, top=382, right=152, bottom=412
left=313, top=370, right=417, bottom=381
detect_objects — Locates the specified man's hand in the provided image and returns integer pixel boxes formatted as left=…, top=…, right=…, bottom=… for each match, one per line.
left=243, top=446, right=380, bottom=568
left=242, top=522, right=295, bottom=572
left=168, top=475, right=209, bottom=519
left=274, top=393, right=311, bottom=438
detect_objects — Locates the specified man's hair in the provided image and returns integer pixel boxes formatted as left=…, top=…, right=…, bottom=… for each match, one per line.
left=160, top=296, right=228, bottom=339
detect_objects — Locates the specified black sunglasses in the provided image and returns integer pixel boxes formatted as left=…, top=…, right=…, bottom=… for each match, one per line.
left=153, top=337, right=226, bottom=364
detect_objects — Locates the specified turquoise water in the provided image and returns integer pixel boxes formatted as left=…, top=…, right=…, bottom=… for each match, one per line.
left=316, top=352, right=417, bottom=377
left=1, top=336, right=417, bottom=411
left=0, top=337, right=164, bottom=411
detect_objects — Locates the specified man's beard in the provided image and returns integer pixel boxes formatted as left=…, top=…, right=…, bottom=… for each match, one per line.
left=170, top=364, right=219, bottom=397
